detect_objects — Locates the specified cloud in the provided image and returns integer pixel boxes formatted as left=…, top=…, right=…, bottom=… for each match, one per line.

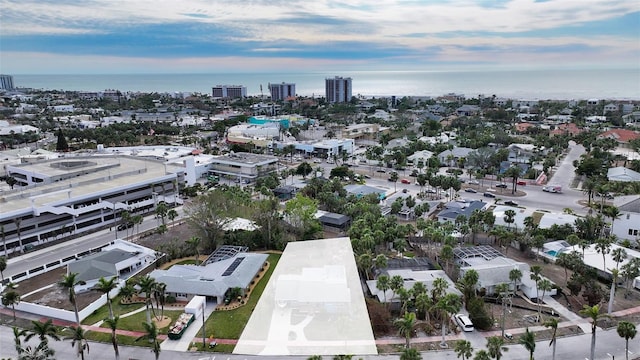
left=0, top=0, right=638, bottom=73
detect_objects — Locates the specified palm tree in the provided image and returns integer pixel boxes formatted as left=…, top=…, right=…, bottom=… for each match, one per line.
left=474, top=350, right=491, bottom=360
left=25, top=319, right=61, bottom=349
left=611, top=247, right=627, bottom=269
left=518, top=328, right=536, bottom=360
left=186, top=236, right=201, bottom=265
left=436, top=293, right=462, bottom=348
left=2, top=290, right=21, bottom=321
left=103, top=316, right=121, bottom=360
left=118, top=283, right=136, bottom=303
left=454, top=339, right=473, bottom=360
left=390, top=275, right=405, bottom=301
left=0, top=255, right=6, bottom=284
left=13, top=326, right=26, bottom=355
left=14, top=218, right=23, bottom=253
left=486, top=336, right=508, bottom=360
left=415, top=292, right=432, bottom=323
left=58, top=272, right=86, bottom=325
left=616, top=321, right=637, bottom=360
left=394, top=312, right=417, bottom=348
left=400, top=348, right=422, bottom=360
left=509, top=268, right=522, bottom=292
left=579, top=304, right=608, bottom=360
left=153, top=282, right=167, bottom=320
left=537, top=279, right=553, bottom=320
left=136, top=275, right=157, bottom=324
left=503, top=209, right=516, bottom=230
left=529, top=265, right=542, bottom=320
left=135, top=322, right=161, bottom=360
left=595, top=237, right=612, bottom=271
left=95, top=276, right=118, bottom=319
left=544, top=317, right=559, bottom=360
left=64, top=325, right=90, bottom=360
left=607, top=268, right=619, bottom=315
left=376, top=274, right=390, bottom=304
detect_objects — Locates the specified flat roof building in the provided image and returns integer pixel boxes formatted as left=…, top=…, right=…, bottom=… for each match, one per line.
left=208, top=152, right=278, bottom=181
left=212, top=85, right=247, bottom=99
left=269, top=82, right=296, bottom=101
left=325, top=76, right=352, bottom=103
left=2, top=155, right=184, bottom=255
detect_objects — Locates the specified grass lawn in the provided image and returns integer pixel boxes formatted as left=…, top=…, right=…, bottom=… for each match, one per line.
left=201, top=253, right=281, bottom=340
left=104, top=309, right=184, bottom=333
left=171, top=259, right=198, bottom=266
left=82, top=295, right=145, bottom=326
left=84, top=330, right=151, bottom=348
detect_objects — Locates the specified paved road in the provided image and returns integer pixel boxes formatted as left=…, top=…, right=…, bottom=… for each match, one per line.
left=2, top=320, right=639, bottom=360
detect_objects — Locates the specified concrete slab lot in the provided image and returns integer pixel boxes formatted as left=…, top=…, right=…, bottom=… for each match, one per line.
left=234, top=237, right=377, bottom=356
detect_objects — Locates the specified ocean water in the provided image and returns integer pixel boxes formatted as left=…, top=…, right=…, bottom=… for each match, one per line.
left=12, top=68, right=640, bottom=100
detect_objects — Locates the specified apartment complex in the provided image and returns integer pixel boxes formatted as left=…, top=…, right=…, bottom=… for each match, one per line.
left=0, top=75, right=15, bottom=90
left=325, top=76, right=352, bottom=103
left=212, top=85, right=247, bottom=99
left=269, top=82, right=296, bottom=101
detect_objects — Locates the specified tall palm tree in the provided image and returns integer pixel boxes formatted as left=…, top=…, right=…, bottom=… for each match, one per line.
left=454, top=339, right=473, bottom=360
left=64, top=325, right=90, bottom=360
left=103, top=316, right=121, bottom=360
left=394, top=312, right=417, bottom=349
left=616, top=321, right=637, bottom=360
left=529, top=265, right=543, bottom=320
left=58, top=272, right=86, bottom=326
left=136, top=275, right=157, bottom=324
left=537, top=279, right=553, bottom=321
left=0, top=255, right=7, bottom=284
left=436, top=293, right=462, bottom=348
left=415, top=292, right=432, bottom=323
left=486, top=336, right=508, bottom=360
left=13, top=326, right=26, bottom=355
left=579, top=304, right=608, bottom=360
left=611, top=247, right=627, bottom=269
left=1, top=290, right=20, bottom=321
left=95, top=276, right=118, bottom=319
left=186, top=236, right=201, bottom=265
left=135, top=322, right=161, bottom=360
left=595, top=237, right=612, bottom=272
left=518, top=328, right=536, bottom=360
left=544, top=317, right=559, bottom=360
left=607, top=268, right=620, bottom=315
left=153, top=282, right=167, bottom=320
left=509, top=268, right=522, bottom=292
left=375, top=274, right=390, bottom=304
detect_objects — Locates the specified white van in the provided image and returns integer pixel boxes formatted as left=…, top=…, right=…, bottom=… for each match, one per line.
left=454, top=314, right=474, bottom=332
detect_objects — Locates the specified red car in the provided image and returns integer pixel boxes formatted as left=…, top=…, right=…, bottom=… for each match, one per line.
left=401, top=179, right=411, bottom=184
left=517, top=180, right=527, bottom=186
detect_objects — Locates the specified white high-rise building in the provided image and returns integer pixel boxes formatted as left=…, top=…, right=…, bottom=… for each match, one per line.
left=325, top=76, right=352, bottom=103
left=212, top=85, right=247, bottom=99
left=269, top=82, right=296, bottom=101
left=0, top=75, right=14, bottom=90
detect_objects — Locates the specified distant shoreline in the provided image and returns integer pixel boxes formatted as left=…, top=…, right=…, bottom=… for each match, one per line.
left=10, top=68, right=640, bottom=100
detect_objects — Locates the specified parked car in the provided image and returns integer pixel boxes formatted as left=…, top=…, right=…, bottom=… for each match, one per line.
left=464, top=188, right=477, bottom=193
left=454, top=314, right=474, bottom=332
left=401, top=179, right=411, bottom=184
left=483, top=192, right=496, bottom=198
left=376, top=169, right=386, bottom=173
left=504, top=200, right=519, bottom=206
left=495, top=183, right=508, bottom=188
left=516, top=180, right=527, bottom=186
left=402, top=189, right=408, bottom=193
left=468, top=180, right=480, bottom=185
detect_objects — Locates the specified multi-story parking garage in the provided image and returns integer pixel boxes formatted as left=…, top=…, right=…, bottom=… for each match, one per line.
left=1, top=155, right=185, bottom=256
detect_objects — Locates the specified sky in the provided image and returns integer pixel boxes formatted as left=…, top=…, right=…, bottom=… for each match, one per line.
left=1, top=0, right=639, bottom=74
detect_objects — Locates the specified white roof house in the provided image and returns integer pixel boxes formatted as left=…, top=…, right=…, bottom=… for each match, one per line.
left=565, top=243, right=640, bottom=289
left=607, top=167, right=640, bottom=182
left=366, top=269, right=461, bottom=303
left=538, top=213, right=577, bottom=229
left=455, top=246, right=556, bottom=300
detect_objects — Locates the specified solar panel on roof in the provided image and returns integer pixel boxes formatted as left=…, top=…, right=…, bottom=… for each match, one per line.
left=222, top=257, right=245, bottom=276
